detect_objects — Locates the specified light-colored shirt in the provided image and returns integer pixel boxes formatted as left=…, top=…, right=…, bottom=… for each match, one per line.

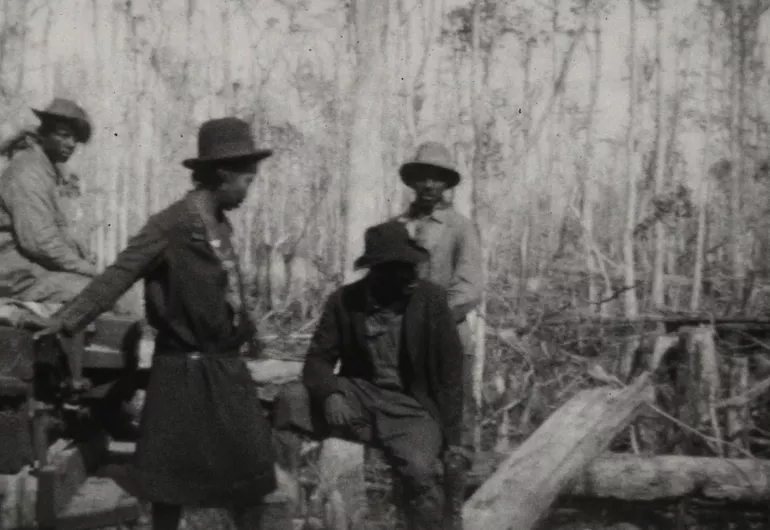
left=396, top=204, right=482, bottom=321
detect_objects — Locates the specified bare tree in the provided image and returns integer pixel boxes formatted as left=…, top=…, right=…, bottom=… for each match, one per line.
left=691, top=0, right=716, bottom=311
left=623, top=0, right=640, bottom=317
left=581, top=0, right=603, bottom=315
left=651, top=0, right=667, bottom=309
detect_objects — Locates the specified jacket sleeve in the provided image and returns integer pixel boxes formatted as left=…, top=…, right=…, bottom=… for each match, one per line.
left=57, top=217, right=168, bottom=334
left=431, top=286, right=465, bottom=447
left=0, top=166, right=96, bottom=276
left=302, top=293, right=343, bottom=402
left=448, top=218, right=483, bottom=322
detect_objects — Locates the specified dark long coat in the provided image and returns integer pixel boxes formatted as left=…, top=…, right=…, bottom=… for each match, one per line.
left=56, top=190, right=277, bottom=507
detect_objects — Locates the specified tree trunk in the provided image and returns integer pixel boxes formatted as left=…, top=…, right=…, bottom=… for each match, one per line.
left=567, top=454, right=770, bottom=503
left=323, top=1, right=390, bottom=527
left=651, top=0, right=667, bottom=309
left=623, top=0, right=640, bottom=317
left=728, top=0, right=745, bottom=303
left=691, top=0, right=716, bottom=312
left=582, top=1, right=602, bottom=315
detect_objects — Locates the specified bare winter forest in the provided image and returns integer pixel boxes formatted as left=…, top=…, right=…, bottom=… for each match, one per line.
left=2, top=0, right=770, bottom=528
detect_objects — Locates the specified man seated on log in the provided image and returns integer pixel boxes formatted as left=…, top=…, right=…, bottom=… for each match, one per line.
left=0, top=98, right=98, bottom=305
left=273, top=220, right=465, bottom=530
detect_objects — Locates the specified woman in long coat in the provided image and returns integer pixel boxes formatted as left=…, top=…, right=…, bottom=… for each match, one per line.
left=34, top=117, right=285, bottom=530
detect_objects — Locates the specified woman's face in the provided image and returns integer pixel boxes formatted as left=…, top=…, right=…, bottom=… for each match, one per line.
left=213, top=159, right=259, bottom=210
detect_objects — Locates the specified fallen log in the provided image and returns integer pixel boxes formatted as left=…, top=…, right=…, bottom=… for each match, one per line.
left=568, top=454, right=770, bottom=504
left=463, top=373, right=654, bottom=530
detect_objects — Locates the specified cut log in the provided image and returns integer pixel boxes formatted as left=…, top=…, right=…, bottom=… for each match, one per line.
left=246, top=358, right=304, bottom=402
left=316, top=439, right=366, bottom=530
left=463, top=373, right=654, bottom=530
left=245, top=359, right=303, bottom=386
left=569, top=454, right=770, bottom=503
left=726, top=356, right=750, bottom=456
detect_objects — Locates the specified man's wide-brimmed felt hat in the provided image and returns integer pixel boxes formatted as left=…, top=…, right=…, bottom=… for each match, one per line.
left=354, top=221, right=429, bottom=269
left=32, top=98, right=92, bottom=144
left=182, top=117, right=273, bottom=169
left=399, top=141, right=461, bottom=189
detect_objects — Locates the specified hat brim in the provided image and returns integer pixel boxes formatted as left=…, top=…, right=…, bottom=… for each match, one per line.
left=399, top=162, right=460, bottom=189
left=182, top=149, right=274, bottom=169
left=353, top=249, right=429, bottom=270
left=33, top=110, right=92, bottom=144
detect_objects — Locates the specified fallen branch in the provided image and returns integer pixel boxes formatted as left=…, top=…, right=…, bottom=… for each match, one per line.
left=716, top=374, right=770, bottom=409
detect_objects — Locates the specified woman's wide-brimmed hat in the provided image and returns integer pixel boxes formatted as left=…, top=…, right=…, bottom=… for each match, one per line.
left=182, top=117, right=273, bottom=169
left=31, top=98, right=92, bottom=144
left=399, top=141, right=461, bottom=189
left=354, top=221, right=429, bottom=269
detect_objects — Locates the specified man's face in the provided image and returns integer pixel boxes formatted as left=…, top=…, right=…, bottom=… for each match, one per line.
left=214, top=159, right=259, bottom=210
left=369, top=261, right=419, bottom=299
left=411, top=167, right=449, bottom=210
left=40, top=121, right=78, bottom=163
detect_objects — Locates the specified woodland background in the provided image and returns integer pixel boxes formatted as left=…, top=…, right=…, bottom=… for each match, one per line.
left=2, top=0, right=770, bottom=500
left=1, top=0, right=769, bottom=321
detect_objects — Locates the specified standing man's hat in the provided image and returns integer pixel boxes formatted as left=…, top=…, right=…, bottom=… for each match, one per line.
left=31, top=98, right=92, bottom=144
left=399, top=141, right=461, bottom=189
left=354, top=221, right=429, bottom=269
left=182, top=117, right=273, bottom=169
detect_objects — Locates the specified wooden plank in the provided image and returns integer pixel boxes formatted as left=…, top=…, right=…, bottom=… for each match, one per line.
left=81, top=345, right=126, bottom=370
left=86, top=315, right=140, bottom=351
left=35, top=434, right=108, bottom=528
left=55, top=477, right=141, bottom=530
left=463, top=373, right=654, bottom=530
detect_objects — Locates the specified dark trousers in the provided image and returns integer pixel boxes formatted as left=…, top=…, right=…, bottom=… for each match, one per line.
left=273, top=378, right=443, bottom=530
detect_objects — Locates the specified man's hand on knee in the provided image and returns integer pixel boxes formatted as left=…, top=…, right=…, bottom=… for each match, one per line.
left=324, top=393, right=356, bottom=428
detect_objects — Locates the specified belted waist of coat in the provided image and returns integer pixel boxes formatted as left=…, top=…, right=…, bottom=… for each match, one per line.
left=155, top=349, right=243, bottom=359
left=154, top=341, right=249, bottom=359
left=153, top=331, right=250, bottom=359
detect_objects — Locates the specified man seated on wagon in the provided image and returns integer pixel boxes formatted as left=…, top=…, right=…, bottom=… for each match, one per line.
left=273, top=220, right=466, bottom=530
left=0, top=98, right=98, bottom=306
left=0, top=99, right=139, bottom=440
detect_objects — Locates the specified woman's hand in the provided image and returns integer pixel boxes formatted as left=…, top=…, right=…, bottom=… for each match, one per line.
left=31, top=316, right=65, bottom=341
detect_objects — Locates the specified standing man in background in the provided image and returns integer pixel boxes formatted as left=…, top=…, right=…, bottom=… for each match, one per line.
left=0, top=98, right=97, bottom=304
left=396, top=141, right=483, bottom=529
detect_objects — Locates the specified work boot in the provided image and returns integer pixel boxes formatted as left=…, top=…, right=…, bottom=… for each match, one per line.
left=401, top=481, right=442, bottom=530
left=442, top=454, right=469, bottom=530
